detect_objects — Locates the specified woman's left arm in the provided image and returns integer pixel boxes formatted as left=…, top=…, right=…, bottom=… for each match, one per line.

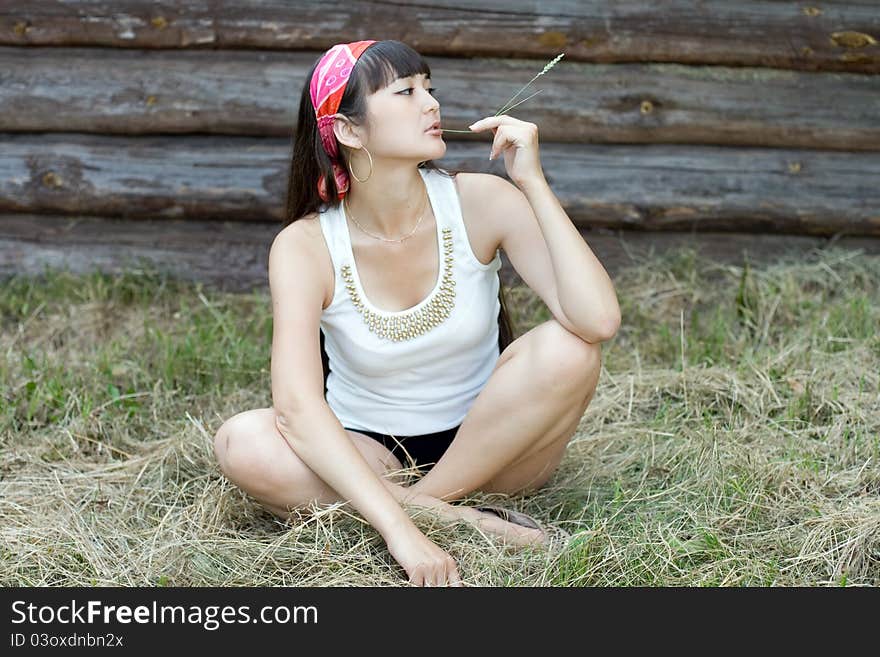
left=518, top=174, right=621, bottom=340
left=469, top=114, right=621, bottom=341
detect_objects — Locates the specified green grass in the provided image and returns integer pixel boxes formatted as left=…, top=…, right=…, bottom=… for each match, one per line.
left=1, top=245, right=878, bottom=586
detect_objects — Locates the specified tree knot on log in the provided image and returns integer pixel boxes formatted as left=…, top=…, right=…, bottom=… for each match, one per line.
left=830, top=32, right=877, bottom=49
left=42, top=172, right=63, bottom=188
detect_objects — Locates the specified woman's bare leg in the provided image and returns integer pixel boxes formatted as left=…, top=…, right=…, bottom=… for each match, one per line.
left=408, top=319, right=602, bottom=502
left=213, top=408, right=547, bottom=546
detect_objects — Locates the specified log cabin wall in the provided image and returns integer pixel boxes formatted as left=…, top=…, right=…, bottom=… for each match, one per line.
left=1, top=1, right=879, bottom=290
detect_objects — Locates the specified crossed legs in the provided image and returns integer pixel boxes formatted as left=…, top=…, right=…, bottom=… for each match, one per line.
left=406, top=318, right=601, bottom=502
left=213, top=318, right=601, bottom=515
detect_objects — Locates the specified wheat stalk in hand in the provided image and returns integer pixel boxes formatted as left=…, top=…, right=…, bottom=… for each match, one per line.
left=442, top=52, right=565, bottom=133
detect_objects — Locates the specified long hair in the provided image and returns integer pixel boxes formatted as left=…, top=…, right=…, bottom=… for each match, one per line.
left=283, top=40, right=514, bottom=396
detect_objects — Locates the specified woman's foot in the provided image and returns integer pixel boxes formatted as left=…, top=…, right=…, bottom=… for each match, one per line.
left=461, top=505, right=548, bottom=547
left=472, top=506, right=573, bottom=550
left=397, top=488, right=547, bottom=547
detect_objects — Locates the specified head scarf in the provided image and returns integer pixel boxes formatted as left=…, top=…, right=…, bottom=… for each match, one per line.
left=309, top=40, right=377, bottom=202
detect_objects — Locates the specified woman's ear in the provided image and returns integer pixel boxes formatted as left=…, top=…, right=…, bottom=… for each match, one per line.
left=332, top=115, right=361, bottom=151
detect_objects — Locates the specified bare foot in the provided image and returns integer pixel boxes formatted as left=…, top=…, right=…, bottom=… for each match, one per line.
left=397, top=489, right=545, bottom=547
left=457, top=506, right=547, bottom=547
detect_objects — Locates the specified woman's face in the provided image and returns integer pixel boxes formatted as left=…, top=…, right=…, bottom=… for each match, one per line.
left=340, top=72, right=446, bottom=164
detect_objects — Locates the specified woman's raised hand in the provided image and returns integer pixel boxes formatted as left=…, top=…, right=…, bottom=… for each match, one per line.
left=468, top=114, right=546, bottom=188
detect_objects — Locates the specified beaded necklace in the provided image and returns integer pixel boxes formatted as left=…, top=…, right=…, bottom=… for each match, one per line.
left=339, top=175, right=456, bottom=342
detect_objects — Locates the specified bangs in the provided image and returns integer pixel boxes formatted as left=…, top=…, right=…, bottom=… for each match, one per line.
left=356, top=40, right=432, bottom=93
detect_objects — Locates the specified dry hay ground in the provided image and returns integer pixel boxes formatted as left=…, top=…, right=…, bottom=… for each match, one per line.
left=1, top=245, right=878, bottom=586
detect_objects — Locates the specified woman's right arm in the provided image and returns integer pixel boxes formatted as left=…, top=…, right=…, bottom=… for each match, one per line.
left=275, top=403, right=462, bottom=586
left=267, top=222, right=462, bottom=586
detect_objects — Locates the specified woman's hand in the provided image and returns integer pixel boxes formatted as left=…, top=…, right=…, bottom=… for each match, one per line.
left=468, top=114, right=547, bottom=189
left=385, top=525, right=464, bottom=587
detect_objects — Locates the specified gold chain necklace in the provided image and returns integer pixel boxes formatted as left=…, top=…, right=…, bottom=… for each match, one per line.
left=339, top=177, right=457, bottom=342
left=343, top=179, right=427, bottom=243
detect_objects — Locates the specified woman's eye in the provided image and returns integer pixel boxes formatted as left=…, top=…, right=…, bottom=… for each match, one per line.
left=400, top=88, right=438, bottom=96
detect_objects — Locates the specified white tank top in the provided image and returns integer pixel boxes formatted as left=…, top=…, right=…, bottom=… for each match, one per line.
left=318, top=166, right=502, bottom=435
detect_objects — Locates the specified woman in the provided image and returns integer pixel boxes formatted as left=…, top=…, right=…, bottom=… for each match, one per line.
left=213, top=40, right=620, bottom=586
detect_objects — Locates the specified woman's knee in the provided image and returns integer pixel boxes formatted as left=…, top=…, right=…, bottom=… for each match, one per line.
left=213, top=408, right=297, bottom=492
left=213, top=408, right=258, bottom=471
left=529, top=319, right=601, bottom=390
left=212, top=408, right=408, bottom=503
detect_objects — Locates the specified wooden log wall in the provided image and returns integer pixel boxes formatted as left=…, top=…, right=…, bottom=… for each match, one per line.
left=1, top=1, right=879, bottom=286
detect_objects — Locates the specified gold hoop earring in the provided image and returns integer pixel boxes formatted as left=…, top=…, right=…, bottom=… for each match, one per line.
left=349, top=146, right=373, bottom=183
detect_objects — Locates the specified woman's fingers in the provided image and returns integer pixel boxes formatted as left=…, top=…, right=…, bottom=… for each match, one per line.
left=445, top=556, right=461, bottom=586
left=489, top=126, right=506, bottom=160
left=410, top=563, right=441, bottom=587
left=410, top=563, right=463, bottom=587
left=469, top=114, right=514, bottom=131
left=470, top=116, right=518, bottom=160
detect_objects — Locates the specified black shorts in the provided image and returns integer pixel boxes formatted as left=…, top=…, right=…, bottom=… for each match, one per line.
left=343, top=424, right=461, bottom=473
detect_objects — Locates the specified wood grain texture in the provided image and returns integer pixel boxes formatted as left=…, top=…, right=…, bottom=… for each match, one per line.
left=3, top=214, right=878, bottom=294
left=1, top=134, right=879, bottom=235
left=0, top=1, right=877, bottom=72
left=1, top=46, right=878, bottom=150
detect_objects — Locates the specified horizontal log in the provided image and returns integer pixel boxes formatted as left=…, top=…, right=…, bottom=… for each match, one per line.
left=2, top=213, right=878, bottom=294
left=1, top=47, right=878, bottom=150
left=1, top=133, right=879, bottom=236
left=0, top=1, right=878, bottom=73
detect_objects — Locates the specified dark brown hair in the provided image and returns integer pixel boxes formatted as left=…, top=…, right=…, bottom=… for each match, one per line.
left=283, top=40, right=514, bottom=396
